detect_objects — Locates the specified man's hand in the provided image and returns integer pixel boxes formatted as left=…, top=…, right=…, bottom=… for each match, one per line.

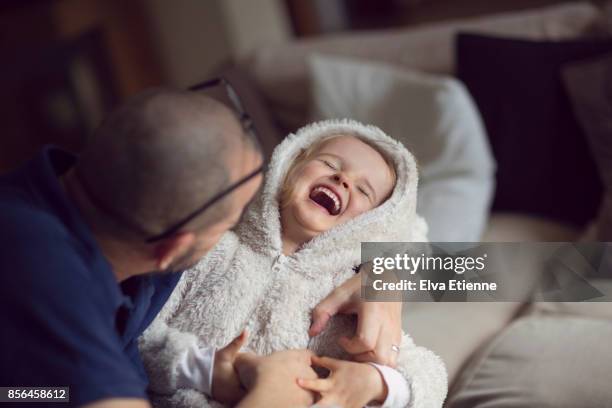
left=81, top=399, right=150, bottom=408
left=235, top=349, right=317, bottom=408
left=298, top=356, right=387, bottom=408
left=212, top=331, right=248, bottom=405
left=309, top=267, right=403, bottom=367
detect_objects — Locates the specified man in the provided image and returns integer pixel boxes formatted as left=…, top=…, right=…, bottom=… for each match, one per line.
left=0, top=86, right=402, bottom=408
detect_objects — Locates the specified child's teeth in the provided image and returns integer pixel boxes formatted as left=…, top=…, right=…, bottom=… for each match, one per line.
left=313, top=186, right=340, bottom=213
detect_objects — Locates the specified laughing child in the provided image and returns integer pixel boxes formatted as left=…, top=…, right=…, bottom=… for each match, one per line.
left=139, top=119, right=448, bottom=407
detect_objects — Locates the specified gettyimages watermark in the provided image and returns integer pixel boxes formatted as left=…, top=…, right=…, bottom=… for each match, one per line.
left=361, top=242, right=612, bottom=302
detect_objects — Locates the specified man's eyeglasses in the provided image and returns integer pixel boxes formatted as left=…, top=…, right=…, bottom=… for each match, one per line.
left=145, top=78, right=264, bottom=243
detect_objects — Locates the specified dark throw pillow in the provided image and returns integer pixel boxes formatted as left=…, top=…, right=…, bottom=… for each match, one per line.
left=456, top=33, right=612, bottom=227
left=563, top=53, right=612, bottom=240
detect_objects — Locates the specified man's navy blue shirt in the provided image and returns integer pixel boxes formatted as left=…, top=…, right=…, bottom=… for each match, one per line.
left=0, top=146, right=182, bottom=406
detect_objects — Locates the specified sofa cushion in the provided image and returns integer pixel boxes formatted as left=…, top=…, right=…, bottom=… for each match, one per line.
left=309, top=54, right=495, bottom=242
left=447, top=315, right=612, bottom=408
left=456, top=33, right=612, bottom=227
left=402, top=302, right=522, bottom=386
left=562, top=53, right=612, bottom=240
left=527, top=279, right=612, bottom=320
left=239, top=3, right=601, bottom=133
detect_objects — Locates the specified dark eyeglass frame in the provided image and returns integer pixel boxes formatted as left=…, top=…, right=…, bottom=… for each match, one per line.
left=144, top=78, right=264, bottom=243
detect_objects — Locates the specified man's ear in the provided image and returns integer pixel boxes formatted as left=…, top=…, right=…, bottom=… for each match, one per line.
left=153, top=232, right=196, bottom=271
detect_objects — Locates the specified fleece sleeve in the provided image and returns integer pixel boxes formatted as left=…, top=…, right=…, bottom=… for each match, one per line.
left=150, top=388, right=225, bottom=408
left=140, top=316, right=231, bottom=408
left=138, top=316, right=202, bottom=394
left=391, top=332, right=448, bottom=408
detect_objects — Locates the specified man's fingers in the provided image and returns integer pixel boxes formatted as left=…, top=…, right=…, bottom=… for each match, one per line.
left=310, top=274, right=364, bottom=337
left=373, top=326, right=399, bottom=367
left=338, top=311, right=380, bottom=355
left=315, top=396, right=342, bottom=407
left=232, top=330, right=248, bottom=347
left=233, top=351, right=258, bottom=390
left=352, top=350, right=378, bottom=363
left=234, top=351, right=257, bottom=371
left=218, top=330, right=248, bottom=360
left=297, top=378, right=333, bottom=393
left=309, top=312, right=330, bottom=337
left=347, top=333, right=401, bottom=367
left=351, top=349, right=397, bottom=368
left=294, top=349, right=316, bottom=365
left=311, top=355, right=340, bottom=370
left=309, top=301, right=339, bottom=337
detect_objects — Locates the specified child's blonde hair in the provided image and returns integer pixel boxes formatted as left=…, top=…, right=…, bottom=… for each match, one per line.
left=279, top=133, right=397, bottom=208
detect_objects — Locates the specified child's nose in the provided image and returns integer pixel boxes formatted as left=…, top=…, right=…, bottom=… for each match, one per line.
left=332, top=174, right=349, bottom=189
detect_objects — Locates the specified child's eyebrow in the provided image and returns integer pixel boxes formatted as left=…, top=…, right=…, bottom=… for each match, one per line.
left=317, top=152, right=342, bottom=161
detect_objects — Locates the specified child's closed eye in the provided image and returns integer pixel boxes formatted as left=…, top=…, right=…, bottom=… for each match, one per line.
left=357, top=187, right=369, bottom=197
left=320, top=159, right=337, bottom=170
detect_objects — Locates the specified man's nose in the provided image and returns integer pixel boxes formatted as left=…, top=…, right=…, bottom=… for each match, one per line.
left=332, top=174, right=349, bottom=189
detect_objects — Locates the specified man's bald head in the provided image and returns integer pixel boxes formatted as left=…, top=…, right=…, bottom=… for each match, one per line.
left=75, top=87, right=261, bottom=239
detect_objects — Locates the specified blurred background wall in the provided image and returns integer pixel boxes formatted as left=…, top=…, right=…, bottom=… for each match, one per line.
left=0, top=0, right=591, bottom=172
left=145, top=0, right=291, bottom=87
left=0, top=0, right=291, bottom=172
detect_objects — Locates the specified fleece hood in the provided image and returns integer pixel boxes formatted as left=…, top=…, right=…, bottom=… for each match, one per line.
left=236, top=118, right=427, bottom=275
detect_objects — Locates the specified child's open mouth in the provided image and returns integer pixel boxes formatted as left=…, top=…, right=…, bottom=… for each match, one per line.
left=309, top=185, right=341, bottom=216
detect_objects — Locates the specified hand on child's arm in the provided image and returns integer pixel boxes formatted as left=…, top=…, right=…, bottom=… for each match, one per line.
left=310, top=266, right=403, bottom=367
left=235, top=349, right=318, bottom=408
left=298, top=356, right=387, bottom=408
left=211, top=331, right=248, bottom=405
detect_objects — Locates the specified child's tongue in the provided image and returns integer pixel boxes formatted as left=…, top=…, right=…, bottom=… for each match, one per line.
left=309, top=190, right=337, bottom=215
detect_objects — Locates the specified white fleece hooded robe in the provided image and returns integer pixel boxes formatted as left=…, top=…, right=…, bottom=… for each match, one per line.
left=139, top=119, right=448, bottom=408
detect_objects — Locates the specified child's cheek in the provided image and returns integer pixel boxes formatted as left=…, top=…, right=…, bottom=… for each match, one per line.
left=292, top=167, right=314, bottom=190
left=302, top=162, right=325, bottom=178
left=347, top=200, right=370, bottom=219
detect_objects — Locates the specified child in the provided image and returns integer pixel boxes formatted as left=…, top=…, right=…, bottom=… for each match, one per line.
left=139, top=119, right=447, bottom=407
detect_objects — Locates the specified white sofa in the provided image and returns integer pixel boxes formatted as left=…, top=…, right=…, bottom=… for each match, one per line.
left=230, top=3, right=610, bottom=406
